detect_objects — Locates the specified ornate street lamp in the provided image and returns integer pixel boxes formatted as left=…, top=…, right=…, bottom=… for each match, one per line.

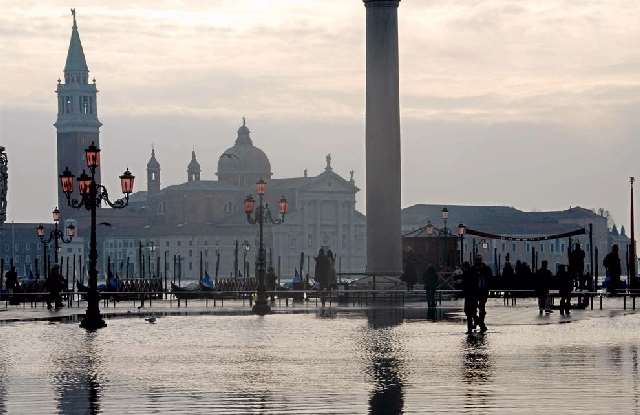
left=36, top=207, right=75, bottom=277
left=244, top=180, right=288, bottom=315
left=59, top=142, right=134, bottom=330
left=458, top=224, right=465, bottom=265
left=441, top=207, right=449, bottom=235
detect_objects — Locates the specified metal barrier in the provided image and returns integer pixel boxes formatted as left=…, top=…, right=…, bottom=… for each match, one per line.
left=1, top=288, right=640, bottom=312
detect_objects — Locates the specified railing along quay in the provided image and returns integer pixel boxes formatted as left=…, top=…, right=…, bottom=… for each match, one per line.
left=3, top=289, right=640, bottom=312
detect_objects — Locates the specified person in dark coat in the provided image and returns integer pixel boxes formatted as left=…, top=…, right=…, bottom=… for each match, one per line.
left=473, top=255, right=491, bottom=333
left=5, top=266, right=18, bottom=292
left=462, top=262, right=477, bottom=334
left=46, top=264, right=63, bottom=310
left=535, top=260, right=552, bottom=314
left=557, top=265, right=573, bottom=315
left=603, top=244, right=622, bottom=294
left=570, top=243, right=586, bottom=288
left=502, top=255, right=515, bottom=290
left=423, top=265, right=439, bottom=308
left=402, top=248, right=418, bottom=290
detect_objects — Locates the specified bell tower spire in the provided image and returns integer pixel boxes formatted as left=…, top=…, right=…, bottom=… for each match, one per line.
left=147, top=146, right=161, bottom=194
left=55, top=9, right=102, bottom=214
left=187, top=148, right=201, bottom=182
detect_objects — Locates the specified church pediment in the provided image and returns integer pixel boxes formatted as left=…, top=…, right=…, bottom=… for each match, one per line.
left=300, top=171, right=357, bottom=193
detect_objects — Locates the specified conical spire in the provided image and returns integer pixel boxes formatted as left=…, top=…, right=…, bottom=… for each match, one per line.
left=187, top=148, right=201, bottom=182
left=147, top=147, right=160, bottom=169
left=64, top=9, right=89, bottom=74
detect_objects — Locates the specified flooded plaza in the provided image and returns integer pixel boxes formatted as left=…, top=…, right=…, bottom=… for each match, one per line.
left=0, top=301, right=638, bottom=414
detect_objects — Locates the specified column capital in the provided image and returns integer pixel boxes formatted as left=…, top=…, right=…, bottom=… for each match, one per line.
left=363, top=0, right=400, bottom=7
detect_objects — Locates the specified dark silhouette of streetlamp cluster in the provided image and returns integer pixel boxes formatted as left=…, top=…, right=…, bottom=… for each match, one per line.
left=59, top=142, right=135, bottom=330
left=36, top=207, right=76, bottom=277
left=243, top=179, right=288, bottom=315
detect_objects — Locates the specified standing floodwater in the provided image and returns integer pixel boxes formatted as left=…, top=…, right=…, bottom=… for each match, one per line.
left=0, top=304, right=639, bottom=414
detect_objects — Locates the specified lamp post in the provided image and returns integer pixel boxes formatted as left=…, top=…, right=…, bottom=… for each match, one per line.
left=244, top=179, right=288, bottom=315
left=441, top=207, right=449, bottom=235
left=458, top=224, right=465, bottom=265
left=59, top=142, right=134, bottom=330
left=36, top=207, right=76, bottom=277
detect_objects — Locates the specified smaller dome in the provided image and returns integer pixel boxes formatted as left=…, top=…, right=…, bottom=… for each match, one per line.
left=235, top=117, right=252, bottom=146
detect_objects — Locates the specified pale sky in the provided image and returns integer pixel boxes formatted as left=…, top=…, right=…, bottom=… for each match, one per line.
left=1, top=0, right=640, bottom=229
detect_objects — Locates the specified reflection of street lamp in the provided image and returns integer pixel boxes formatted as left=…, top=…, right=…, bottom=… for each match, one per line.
left=458, top=224, right=465, bottom=265
left=59, top=142, right=135, bottom=330
left=441, top=207, right=449, bottom=235
left=36, top=207, right=76, bottom=276
left=244, top=179, right=288, bottom=315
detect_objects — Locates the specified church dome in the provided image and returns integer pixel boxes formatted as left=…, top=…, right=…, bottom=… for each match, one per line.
left=217, top=119, right=272, bottom=187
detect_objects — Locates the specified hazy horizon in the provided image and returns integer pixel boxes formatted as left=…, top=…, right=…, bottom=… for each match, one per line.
left=1, top=0, right=639, bottom=229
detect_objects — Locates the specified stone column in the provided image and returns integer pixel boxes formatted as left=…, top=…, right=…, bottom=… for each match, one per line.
left=363, top=0, right=402, bottom=275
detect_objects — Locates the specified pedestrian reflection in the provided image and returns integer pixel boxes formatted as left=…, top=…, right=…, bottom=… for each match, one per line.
left=462, top=334, right=493, bottom=410
left=53, top=334, right=103, bottom=415
left=365, top=309, right=406, bottom=415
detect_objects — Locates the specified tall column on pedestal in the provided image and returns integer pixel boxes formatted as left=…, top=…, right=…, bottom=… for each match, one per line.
left=363, top=0, right=402, bottom=275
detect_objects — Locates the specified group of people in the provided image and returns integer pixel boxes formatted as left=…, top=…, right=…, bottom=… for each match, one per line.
left=462, top=256, right=491, bottom=334
left=3, top=265, right=66, bottom=309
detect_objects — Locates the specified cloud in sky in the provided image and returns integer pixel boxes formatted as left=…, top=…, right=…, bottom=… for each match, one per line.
left=1, top=0, right=640, bottom=227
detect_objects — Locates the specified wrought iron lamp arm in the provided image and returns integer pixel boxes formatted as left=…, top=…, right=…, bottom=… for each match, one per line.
left=96, top=185, right=129, bottom=209
left=263, top=204, right=285, bottom=224
left=65, top=195, right=86, bottom=210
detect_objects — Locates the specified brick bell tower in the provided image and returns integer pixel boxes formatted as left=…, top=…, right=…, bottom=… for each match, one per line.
left=55, top=9, right=102, bottom=214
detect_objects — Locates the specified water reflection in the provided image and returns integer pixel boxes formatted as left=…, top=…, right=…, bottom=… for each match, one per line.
left=52, top=333, right=103, bottom=415
left=0, top=352, right=6, bottom=415
left=462, top=334, right=493, bottom=411
left=632, top=346, right=639, bottom=412
left=364, top=310, right=406, bottom=415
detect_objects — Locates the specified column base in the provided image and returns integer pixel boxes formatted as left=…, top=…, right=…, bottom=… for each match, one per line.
left=252, top=295, right=272, bottom=315
left=80, top=312, right=107, bottom=331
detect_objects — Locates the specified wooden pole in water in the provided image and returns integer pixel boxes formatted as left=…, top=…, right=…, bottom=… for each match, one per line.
left=65, top=257, right=69, bottom=290
left=138, top=241, right=143, bottom=279
left=72, top=254, right=76, bottom=291
left=595, top=247, right=599, bottom=290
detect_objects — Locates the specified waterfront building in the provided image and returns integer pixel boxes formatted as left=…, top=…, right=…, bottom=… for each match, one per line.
left=402, top=204, right=629, bottom=275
